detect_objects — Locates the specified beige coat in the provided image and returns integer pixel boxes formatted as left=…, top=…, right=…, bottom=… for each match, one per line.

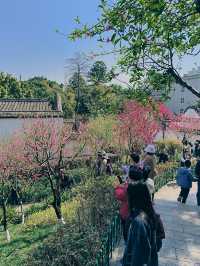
left=143, top=154, right=157, bottom=180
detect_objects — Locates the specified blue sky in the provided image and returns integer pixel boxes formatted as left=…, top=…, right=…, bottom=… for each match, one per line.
left=0, top=0, right=105, bottom=83
left=0, top=0, right=199, bottom=84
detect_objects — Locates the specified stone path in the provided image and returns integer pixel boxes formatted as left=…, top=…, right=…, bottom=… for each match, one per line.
left=110, top=182, right=200, bottom=266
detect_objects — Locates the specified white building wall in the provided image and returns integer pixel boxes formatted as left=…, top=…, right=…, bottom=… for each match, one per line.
left=0, top=119, right=23, bottom=139
left=166, top=70, right=200, bottom=114
left=0, top=117, right=64, bottom=139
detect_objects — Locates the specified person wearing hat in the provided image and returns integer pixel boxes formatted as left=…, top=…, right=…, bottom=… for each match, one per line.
left=94, top=151, right=107, bottom=177
left=143, top=144, right=157, bottom=181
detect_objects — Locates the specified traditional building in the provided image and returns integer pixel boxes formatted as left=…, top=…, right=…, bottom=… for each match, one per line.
left=152, top=68, right=200, bottom=114
left=0, top=95, right=63, bottom=138
left=166, top=68, right=200, bottom=114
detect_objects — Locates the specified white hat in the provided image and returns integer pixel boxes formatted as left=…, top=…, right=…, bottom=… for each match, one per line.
left=144, top=144, right=156, bottom=154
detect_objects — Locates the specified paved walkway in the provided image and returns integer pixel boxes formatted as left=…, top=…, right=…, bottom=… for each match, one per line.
left=110, top=182, right=200, bottom=266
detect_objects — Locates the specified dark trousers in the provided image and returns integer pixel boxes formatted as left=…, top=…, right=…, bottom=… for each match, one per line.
left=197, top=181, right=200, bottom=206
left=121, top=218, right=127, bottom=242
left=179, top=187, right=190, bottom=203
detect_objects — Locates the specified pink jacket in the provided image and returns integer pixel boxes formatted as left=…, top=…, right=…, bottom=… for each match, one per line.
left=115, top=183, right=129, bottom=220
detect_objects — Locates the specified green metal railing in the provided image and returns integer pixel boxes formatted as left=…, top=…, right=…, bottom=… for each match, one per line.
left=96, top=214, right=122, bottom=266
left=96, top=167, right=177, bottom=266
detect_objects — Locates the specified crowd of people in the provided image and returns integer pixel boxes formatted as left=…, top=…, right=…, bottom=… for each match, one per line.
left=114, top=144, right=164, bottom=266
left=63, top=138, right=200, bottom=266
left=94, top=139, right=200, bottom=266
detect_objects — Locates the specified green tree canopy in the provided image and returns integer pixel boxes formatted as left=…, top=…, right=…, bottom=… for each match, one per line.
left=0, top=73, right=24, bottom=98
left=70, top=0, right=200, bottom=98
left=88, top=61, right=108, bottom=84
left=0, top=73, right=75, bottom=118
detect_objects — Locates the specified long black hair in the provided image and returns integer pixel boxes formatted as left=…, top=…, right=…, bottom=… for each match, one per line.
left=143, top=165, right=151, bottom=181
left=129, top=165, right=143, bottom=181
left=127, top=182, right=156, bottom=226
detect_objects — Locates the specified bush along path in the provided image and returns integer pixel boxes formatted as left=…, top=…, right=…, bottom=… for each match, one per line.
left=96, top=168, right=177, bottom=266
left=0, top=176, right=118, bottom=266
left=110, top=178, right=200, bottom=266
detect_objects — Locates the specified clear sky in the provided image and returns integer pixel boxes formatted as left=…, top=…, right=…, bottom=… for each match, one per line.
left=0, top=0, right=199, bottom=84
left=0, top=0, right=105, bottom=83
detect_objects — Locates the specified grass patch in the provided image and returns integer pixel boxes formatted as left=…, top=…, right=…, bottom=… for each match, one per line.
left=0, top=223, right=55, bottom=266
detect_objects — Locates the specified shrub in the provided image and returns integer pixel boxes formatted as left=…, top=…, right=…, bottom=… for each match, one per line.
left=21, top=178, right=51, bottom=203
left=24, top=202, right=49, bottom=218
left=156, top=161, right=179, bottom=175
left=67, top=167, right=92, bottom=185
left=27, top=176, right=118, bottom=265
left=8, top=168, right=91, bottom=207
left=155, top=168, right=177, bottom=192
left=26, top=225, right=101, bottom=266
left=0, top=206, right=20, bottom=225
left=26, top=176, right=117, bottom=228
left=155, top=139, right=182, bottom=157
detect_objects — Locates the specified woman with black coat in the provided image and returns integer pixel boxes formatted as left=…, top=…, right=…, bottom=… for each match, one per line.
left=122, top=182, right=164, bottom=266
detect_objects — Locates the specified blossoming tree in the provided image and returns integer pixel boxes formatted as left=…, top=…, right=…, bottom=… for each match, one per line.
left=156, top=102, right=176, bottom=140
left=7, top=133, right=35, bottom=225
left=22, top=119, right=84, bottom=224
left=118, top=101, right=160, bottom=152
left=0, top=141, right=13, bottom=242
left=0, top=134, right=34, bottom=241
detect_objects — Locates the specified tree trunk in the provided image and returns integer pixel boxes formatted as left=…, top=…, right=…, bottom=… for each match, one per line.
left=20, top=200, right=25, bottom=225
left=15, top=190, right=25, bottom=225
left=52, top=189, right=65, bottom=224
left=162, top=128, right=165, bottom=140
left=168, top=68, right=200, bottom=98
left=46, top=168, right=65, bottom=224
left=2, top=197, right=11, bottom=242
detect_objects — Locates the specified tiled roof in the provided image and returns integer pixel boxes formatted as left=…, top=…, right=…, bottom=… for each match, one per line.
left=0, top=99, right=63, bottom=118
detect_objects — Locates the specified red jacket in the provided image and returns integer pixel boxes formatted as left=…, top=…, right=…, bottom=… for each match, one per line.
left=115, top=182, right=129, bottom=220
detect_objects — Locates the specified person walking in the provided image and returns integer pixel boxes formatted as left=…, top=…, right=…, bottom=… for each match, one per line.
left=195, top=153, right=200, bottom=206
left=143, top=145, right=157, bottom=180
left=143, top=165, right=155, bottom=200
left=143, top=145, right=157, bottom=201
left=94, top=151, right=107, bottom=177
left=105, top=157, right=113, bottom=176
left=122, top=182, right=164, bottom=266
left=115, top=167, right=143, bottom=242
left=176, top=160, right=193, bottom=204
left=194, top=140, right=200, bottom=157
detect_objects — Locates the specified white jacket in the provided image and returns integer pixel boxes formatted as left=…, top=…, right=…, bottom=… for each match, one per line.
left=145, top=178, right=155, bottom=195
